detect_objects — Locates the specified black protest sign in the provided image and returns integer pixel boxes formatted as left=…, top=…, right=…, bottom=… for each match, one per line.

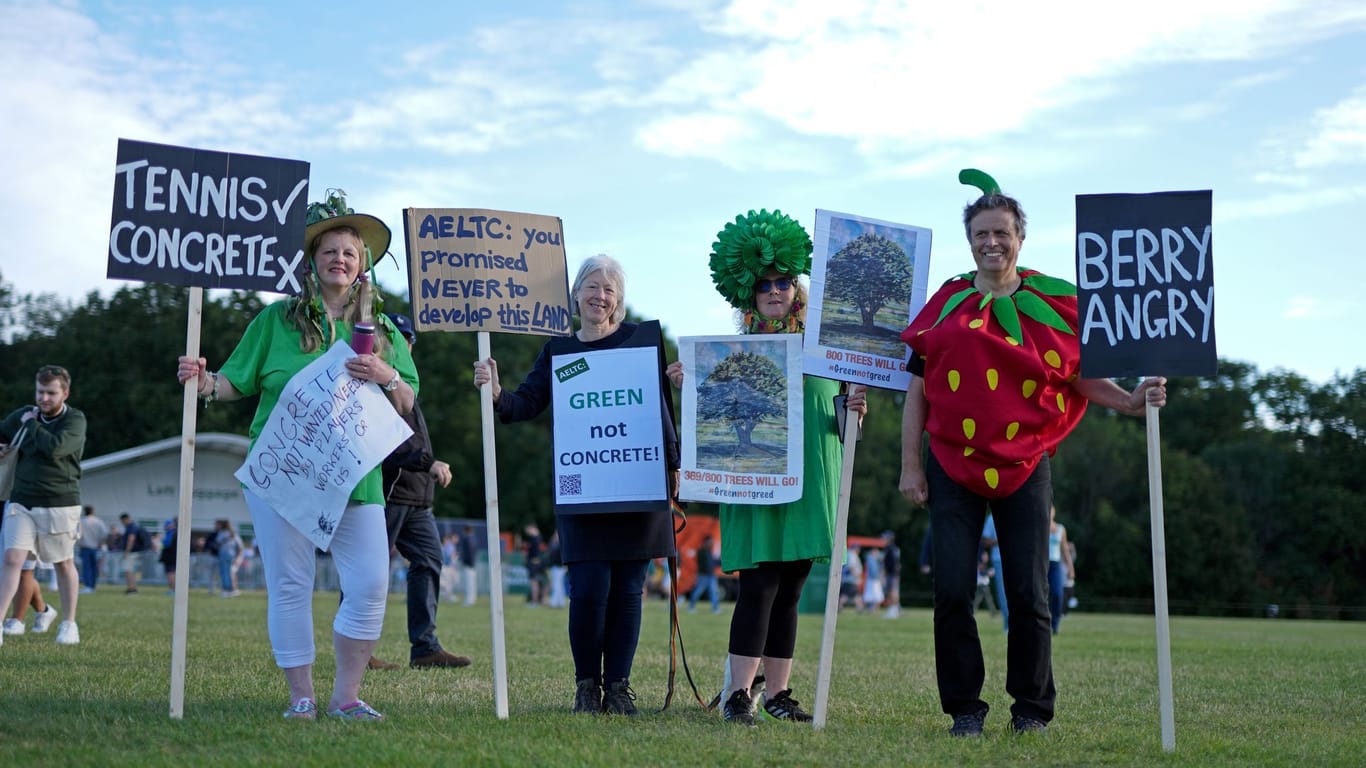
left=107, top=139, right=310, bottom=294
left=1075, top=191, right=1216, bottom=378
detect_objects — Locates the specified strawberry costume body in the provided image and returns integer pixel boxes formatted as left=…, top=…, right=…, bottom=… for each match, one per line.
left=901, top=267, right=1087, bottom=498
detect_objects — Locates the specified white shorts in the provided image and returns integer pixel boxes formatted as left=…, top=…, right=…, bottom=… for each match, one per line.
left=2, top=503, right=80, bottom=563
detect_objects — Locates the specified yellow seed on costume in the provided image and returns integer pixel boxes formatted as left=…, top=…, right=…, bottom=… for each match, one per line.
left=986, top=369, right=999, bottom=390
left=969, top=319, right=984, bottom=329
left=948, top=370, right=961, bottom=392
left=964, top=446, right=975, bottom=457
left=1006, top=422, right=1019, bottom=440
left=1056, top=393, right=1066, bottom=412
left=984, top=468, right=999, bottom=489
left=1044, top=349, right=1062, bottom=368
left=962, top=418, right=976, bottom=440
left=1005, top=336, right=1020, bottom=346
left=1022, top=379, right=1038, bottom=398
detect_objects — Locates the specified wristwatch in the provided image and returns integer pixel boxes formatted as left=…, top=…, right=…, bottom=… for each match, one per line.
left=382, top=371, right=401, bottom=392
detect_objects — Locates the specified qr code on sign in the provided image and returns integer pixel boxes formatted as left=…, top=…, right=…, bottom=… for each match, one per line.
left=558, top=474, right=583, bottom=496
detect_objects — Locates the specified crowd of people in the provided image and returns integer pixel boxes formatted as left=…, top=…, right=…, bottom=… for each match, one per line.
left=1, top=172, right=1167, bottom=736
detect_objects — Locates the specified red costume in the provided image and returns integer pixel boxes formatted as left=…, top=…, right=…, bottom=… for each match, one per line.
left=901, top=268, right=1087, bottom=498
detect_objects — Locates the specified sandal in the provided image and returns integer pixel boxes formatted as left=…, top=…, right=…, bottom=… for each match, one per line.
left=283, top=697, right=317, bottom=720
left=328, top=700, right=385, bottom=722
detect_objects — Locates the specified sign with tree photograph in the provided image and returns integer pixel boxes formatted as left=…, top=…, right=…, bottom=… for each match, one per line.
left=678, top=334, right=804, bottom=504
left=804, top=209, right=931, bottom=391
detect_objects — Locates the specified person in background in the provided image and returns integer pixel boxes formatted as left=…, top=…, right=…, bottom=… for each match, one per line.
left=1047, top=507, right=1075, bottom=635
left=688, top=534, right=720, bottom=614
left=473, top=254, right=679, bottom=716
left=370, top=312, right=471, bottom=671
left=177, top=190, right=417, bottom=721
left=667, top=210, right=867, bottom=726
left=3, top=555, right=59, bottom=637
left=159, top=518, right=178, bottom=594
left=882, top=530, right=902, bottom=619
left=213, top=519, right=244, bottom=598
left=118, top=513, right=148, bottom=595
left=981, top=513, right=1008, bottom=632
left=523, top=523, right=545, bottom=606
left=0, top=365, right=87, bottom=648
left=545, top=531, right=568, bottom=608
left=76, top=506, right=107, bottom=594
left=899, top=169, right=1166, bottom=736
left=458, top=525, right=478, bottom=607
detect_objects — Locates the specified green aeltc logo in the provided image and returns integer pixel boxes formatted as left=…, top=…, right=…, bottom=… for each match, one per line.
left=554, top=357, right=590, bottom=383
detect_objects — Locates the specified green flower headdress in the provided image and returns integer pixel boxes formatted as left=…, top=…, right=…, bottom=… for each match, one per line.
left=708, top=209, right=813, bottom=310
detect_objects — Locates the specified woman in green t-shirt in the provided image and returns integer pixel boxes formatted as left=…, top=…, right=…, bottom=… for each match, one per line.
left=176, top=191, right=417, bottom=723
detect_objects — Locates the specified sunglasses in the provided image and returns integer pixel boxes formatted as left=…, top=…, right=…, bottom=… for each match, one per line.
left=756, top=277, right=793, bottom=293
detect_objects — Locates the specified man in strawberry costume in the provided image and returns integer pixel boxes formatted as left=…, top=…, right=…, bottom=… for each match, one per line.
left=899, top=171, right=1167, bottom=737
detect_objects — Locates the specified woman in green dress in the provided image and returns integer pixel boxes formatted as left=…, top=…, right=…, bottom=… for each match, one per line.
left=669, top=210, right=867, bottom=726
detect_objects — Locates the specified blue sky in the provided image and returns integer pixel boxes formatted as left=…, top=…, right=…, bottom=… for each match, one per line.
left=2, top=0, right=1364, bottom=383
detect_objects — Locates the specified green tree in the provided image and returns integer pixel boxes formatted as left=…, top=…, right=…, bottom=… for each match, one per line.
left=825, top=233, right=912, bottom=329
left=697, top=351, right=785, bottom=450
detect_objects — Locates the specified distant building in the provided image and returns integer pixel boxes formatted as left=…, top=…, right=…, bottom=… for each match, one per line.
left=80, top=433, right=253, bottom=540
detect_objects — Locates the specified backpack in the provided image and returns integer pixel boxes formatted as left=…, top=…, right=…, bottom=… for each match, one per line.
left=132, top=525, right=152, bottom=552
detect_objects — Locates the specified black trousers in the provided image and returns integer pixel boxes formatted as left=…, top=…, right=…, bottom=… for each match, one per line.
left=385, top=503, right=445, bottom=659
left=928, top=451, right=1055, bottom=722
left=728, top=559, right=813, bottom=659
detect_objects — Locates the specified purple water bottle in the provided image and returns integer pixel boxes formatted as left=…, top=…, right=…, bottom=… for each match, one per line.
left=351, top=322, right=375, bottom=355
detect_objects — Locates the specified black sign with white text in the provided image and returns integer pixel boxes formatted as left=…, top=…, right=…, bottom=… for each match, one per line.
left=107, top=139, right=310, bottom=294
left=1075, top=191, right=1216, bottom=378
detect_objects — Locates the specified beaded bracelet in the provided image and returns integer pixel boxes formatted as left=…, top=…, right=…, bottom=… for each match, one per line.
left=198, top=371, right=219, bottom=403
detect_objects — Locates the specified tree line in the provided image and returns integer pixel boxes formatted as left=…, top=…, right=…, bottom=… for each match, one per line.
left=1, top=273, right=1360, bottom=619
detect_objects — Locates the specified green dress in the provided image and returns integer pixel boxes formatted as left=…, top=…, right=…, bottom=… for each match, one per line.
left=720, top=376, right=842, bottom=571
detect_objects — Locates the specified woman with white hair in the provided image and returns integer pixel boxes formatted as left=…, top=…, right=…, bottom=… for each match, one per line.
left=473, top=254, right=678, bottom=716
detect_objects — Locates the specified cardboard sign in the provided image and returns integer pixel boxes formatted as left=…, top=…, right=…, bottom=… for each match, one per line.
left=550, top=339, right=668, bottom=514
left=403, top=208, right=573, bottom=336
left=678, top=334, right=804, bottom=505
left=1076, top=191, right=1216, bottom=377
left=804, top=209, right=932, bottom=391
left=234, top=341, right=413, bottom=550
left=107, top=139, right=310, bottom=293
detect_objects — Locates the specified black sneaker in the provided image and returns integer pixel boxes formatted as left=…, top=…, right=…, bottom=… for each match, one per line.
left=1011, top=715, right=1048, bottom=734
left=573, top=678, right=602, bottom=714
left=762, top=688, right=813, bottom=723
left=722, top=689, right=757, bottom=727
left=949, top=708, right=988, bottom=737
left=602, top=680, right=639, bottom=716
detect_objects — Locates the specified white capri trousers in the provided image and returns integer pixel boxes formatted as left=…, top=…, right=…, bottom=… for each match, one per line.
left=244, top=490, right=389, bottom=669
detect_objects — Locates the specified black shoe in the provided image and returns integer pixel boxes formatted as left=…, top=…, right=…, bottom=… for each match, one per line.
left=602, top=680, right=639, bottom=716
left=949, top=708, right=988, bottom=737
left=573, top=678, right=602, bottom=714
left=762, top=688, right=812, bottom=723
left=1011, top=715, right=1048, bottom=734
left=722, top=689, right=756, bottom=727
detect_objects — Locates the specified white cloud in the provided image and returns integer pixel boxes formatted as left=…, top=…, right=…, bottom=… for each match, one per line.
left=1292, top=87, right=1366, bottom=169
left=1282, top=294, right=1354, bottom=319
left=636, top=0, right=1366, bottom=161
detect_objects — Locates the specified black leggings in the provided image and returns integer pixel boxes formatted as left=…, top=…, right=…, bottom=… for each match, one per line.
left=727, top=560, right=813, bottom=658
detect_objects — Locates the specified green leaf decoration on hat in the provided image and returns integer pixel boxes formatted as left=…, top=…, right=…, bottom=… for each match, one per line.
left=959, top=168, right=1002, bottom=196
left=306, top=188, right=355, bottom=225
left=709, top=209, right=813, bottom=309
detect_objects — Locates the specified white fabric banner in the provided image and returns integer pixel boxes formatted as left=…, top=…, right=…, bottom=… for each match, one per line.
left=678, top=334, right=804, bottom=505
left=550, top=345, right=667, bottom=508
left=234, top=340, right=413, bottom=549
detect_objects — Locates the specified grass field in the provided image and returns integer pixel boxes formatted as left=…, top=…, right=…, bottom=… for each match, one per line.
left=1, top=588, right=1362, bottom=767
